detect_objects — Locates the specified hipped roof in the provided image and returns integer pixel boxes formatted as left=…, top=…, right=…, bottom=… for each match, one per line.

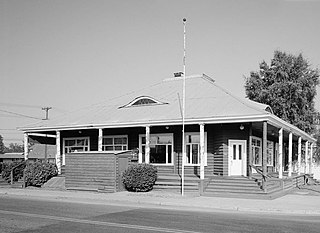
left=20, top=74, right=315, bottom=142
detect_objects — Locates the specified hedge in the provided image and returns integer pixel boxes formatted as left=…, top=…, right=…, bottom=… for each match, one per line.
left=122, top=163, right=157, bottom=192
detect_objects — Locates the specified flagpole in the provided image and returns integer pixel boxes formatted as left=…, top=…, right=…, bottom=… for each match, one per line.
left=181, top=18, right=186, bottom=196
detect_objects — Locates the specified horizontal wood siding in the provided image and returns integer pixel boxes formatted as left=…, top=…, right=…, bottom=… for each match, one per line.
left=65, top=152, right=116, bottom=192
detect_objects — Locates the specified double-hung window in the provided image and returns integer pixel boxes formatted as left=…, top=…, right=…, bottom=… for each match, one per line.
left=63, top=137, right=90, bottom=153
left=185, top=133, right=207, bottom=166
left=267, top=140, right=274, bottom=166
left=251, top=136, right=262, bottom=166
left=139, top=134, right=173, bottom=165
left=102, top=136, right=128, bottom=151
left=251, top=137, right=274, bottom=166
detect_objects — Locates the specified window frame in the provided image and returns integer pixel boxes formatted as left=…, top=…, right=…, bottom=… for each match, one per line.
left=102, top=135, right=128, bottom=152
left=185, top=132, right=207, bottom=166
left=139, top=133, right=174, bottom=165
left=63, top=137, right=90, bottom=154
left=267, top=140, right=274, bottom=166
left=251, top=136, right=262, bottom=166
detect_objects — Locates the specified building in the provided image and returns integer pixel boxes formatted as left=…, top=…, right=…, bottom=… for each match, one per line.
left=19, top=74, right=316, bottom=194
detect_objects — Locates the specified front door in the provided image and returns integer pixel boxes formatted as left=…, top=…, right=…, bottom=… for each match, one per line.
left=229, top=140, right=247, bottom=176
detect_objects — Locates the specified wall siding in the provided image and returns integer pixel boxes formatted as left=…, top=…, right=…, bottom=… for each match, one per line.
left=65, top=152, right=116, bottom=192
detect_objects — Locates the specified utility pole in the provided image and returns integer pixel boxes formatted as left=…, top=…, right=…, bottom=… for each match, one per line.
left=42, top=107, right=52, bottom=120
left=42, top=107, right=51, bottom=163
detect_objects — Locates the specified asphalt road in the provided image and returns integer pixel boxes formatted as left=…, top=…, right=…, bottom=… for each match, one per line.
left=0, top=195, right=319, bottom=233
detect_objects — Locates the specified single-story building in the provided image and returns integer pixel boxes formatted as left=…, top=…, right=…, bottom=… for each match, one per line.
left=19, top=74, right=316, bottom=194
left=0, top=144, right=56, bottom=163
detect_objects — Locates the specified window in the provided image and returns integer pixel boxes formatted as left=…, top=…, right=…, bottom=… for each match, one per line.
left=120, top=96, right=167, bottom=108
left=140, top=134, right=173, bottom=165
left=251, top=137, right=262, bottom=165
left=185, top=133, right=207, bottom=166
left=267, top=140, right=274, bottom=166
left=102, top=136, right=128, bottom=151
left=64, top=137, right=90, bottom=153
left=251, top=137, right=275, bottom=166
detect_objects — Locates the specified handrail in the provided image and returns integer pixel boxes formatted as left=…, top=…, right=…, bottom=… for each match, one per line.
left=249, top=164, right=272, bottom=181
left=10, top=161, right=27, bottom=187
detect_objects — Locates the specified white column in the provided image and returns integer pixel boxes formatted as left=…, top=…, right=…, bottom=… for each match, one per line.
left=305, top=141, right=309, bottom=174
left=24, top=133, right=28, bottom=160
left=310, top=143, right=314, bottom=174
left=98, top=128, right=103, bottom=152
left=298, top=137, right=302, bottom=175
left=200, top=123, right=205, bottom=180
left=288, top=132, right=293, bottom=177
left=278, top=128, right=283, bottom=179
left=56, top=130, right=61, bottom=174
left=145, top=126, right=150, bottom=164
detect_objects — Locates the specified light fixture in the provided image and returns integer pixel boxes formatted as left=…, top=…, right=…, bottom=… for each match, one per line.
left=239, top=124, right=244, bottom=130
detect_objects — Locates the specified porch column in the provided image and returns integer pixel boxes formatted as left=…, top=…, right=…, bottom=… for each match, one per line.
left=145, top=126, right=150, bottom=164
left=23, top=133, right=28, bottom=160
left=199, top=123, right=205, bottom=194
left=98, top=128, right=103, bottom=152
left=288, top=132, right=293, bottom=177
left=310, top=143, right=314, bottom=174
left=278, top=128, right=283, bottom=179
left=305, top=141, right=309, bottom=174
left=248, top=124, right=253, bottom=178
left=262, top=121, right=267, bottom=190
left=56, top=130, right=61, bottom=174
left=298, top=137, right=302, bottom=175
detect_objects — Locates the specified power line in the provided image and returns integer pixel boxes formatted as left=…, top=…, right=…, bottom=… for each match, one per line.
left=0, top=102, right=42, bottom=109
left=0, top=109, right=42, bottom=120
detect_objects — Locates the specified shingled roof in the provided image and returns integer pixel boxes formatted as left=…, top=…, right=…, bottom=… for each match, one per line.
left=21, top=74, right=275, bottom=131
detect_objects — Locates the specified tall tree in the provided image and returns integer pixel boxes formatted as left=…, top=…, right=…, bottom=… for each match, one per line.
left=245, top=50, right=319, bottom=134
left=0, top=135, right=5, bottom=154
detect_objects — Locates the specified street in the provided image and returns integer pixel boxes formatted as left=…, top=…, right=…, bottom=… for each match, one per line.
left=0, top=195, right=319, bottom=233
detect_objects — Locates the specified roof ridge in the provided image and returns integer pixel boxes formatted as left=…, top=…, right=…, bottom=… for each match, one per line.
left=210, top=81, right=270, bottom=114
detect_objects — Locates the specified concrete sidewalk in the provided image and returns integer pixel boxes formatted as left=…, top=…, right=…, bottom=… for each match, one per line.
left=1, top=187, right=320, bottom=215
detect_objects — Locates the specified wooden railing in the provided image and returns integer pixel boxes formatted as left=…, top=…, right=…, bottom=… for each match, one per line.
left=10, top=161, right=26, bottom=188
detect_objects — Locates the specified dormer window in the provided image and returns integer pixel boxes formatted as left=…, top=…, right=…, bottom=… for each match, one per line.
left=120, top=96, right=167, bottom=108
left=132, top=98, right=157, bottom=106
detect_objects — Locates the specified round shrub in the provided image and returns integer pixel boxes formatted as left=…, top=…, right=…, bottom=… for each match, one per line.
left=122, top=163, right=157, bottom=192
left=25, top=161, right=58, bottom=187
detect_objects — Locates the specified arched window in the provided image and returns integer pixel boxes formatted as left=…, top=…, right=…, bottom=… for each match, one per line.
left=120, top=96, right=167, bottom=108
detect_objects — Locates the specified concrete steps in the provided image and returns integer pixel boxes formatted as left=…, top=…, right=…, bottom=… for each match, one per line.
left=153, top=174, right=200, bottom=195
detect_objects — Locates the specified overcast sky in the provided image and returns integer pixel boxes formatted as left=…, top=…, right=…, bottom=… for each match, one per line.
left=1, top=0, right=320, bottom=145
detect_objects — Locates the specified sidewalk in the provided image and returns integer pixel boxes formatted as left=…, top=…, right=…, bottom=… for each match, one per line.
left=1, top=186, right=320, bottom=215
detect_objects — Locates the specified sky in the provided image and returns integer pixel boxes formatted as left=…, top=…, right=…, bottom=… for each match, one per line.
left=1, top=0, right=320, bottom=146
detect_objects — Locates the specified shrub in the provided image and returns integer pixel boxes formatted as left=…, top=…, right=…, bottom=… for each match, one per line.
left=1, top=160, right=26, bottom=183
left=25, top=161, right=58, bottom=187
left=122, top=163, right=157, bottom=192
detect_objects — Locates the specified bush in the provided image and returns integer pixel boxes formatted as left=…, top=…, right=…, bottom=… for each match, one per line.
left=25, top=161, right=58, bottom=187
left=1, top=160, right=26, bottom=183
left=122, top=163, right=157, bottom=192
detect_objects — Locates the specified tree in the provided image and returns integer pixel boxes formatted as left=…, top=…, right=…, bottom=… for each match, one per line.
left=245, top=50, right=319, bottom=134
left=4, top=143, right=24, bottom=153
left=0, top=135, right=5, bottom=154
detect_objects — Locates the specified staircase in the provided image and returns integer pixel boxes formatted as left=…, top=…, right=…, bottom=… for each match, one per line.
left=153, top=174, right=200, bottom=195
left=203, top=176, right=289, bottom=199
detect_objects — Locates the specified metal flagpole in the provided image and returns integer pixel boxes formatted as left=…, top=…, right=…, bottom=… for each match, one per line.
left=181, top=18, right=186, bottom=196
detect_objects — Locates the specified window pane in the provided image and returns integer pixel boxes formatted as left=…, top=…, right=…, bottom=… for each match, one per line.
left=77, top=139, right=85, bottom=146
left=167, top=145, right=172, bottom=164
left=114, top=146, right=122, bottom=151
left=239, top=145, right=242, bottom=160
left=186, top=145, right=191, bottom=164
left=114, top=137, right=124, bottom=145
left=150, top=145, right=166, bottom=163
left=66, top=140, right=75, bottom=146
left=233, top=145, right=237, bottom=160
left=103, top=138, right=113, bottom=145
left=190, top=135, right=200, bottom=143
left=192, top=144, right=199, bottom=164
left=105, top=146, right=114, bottom=151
